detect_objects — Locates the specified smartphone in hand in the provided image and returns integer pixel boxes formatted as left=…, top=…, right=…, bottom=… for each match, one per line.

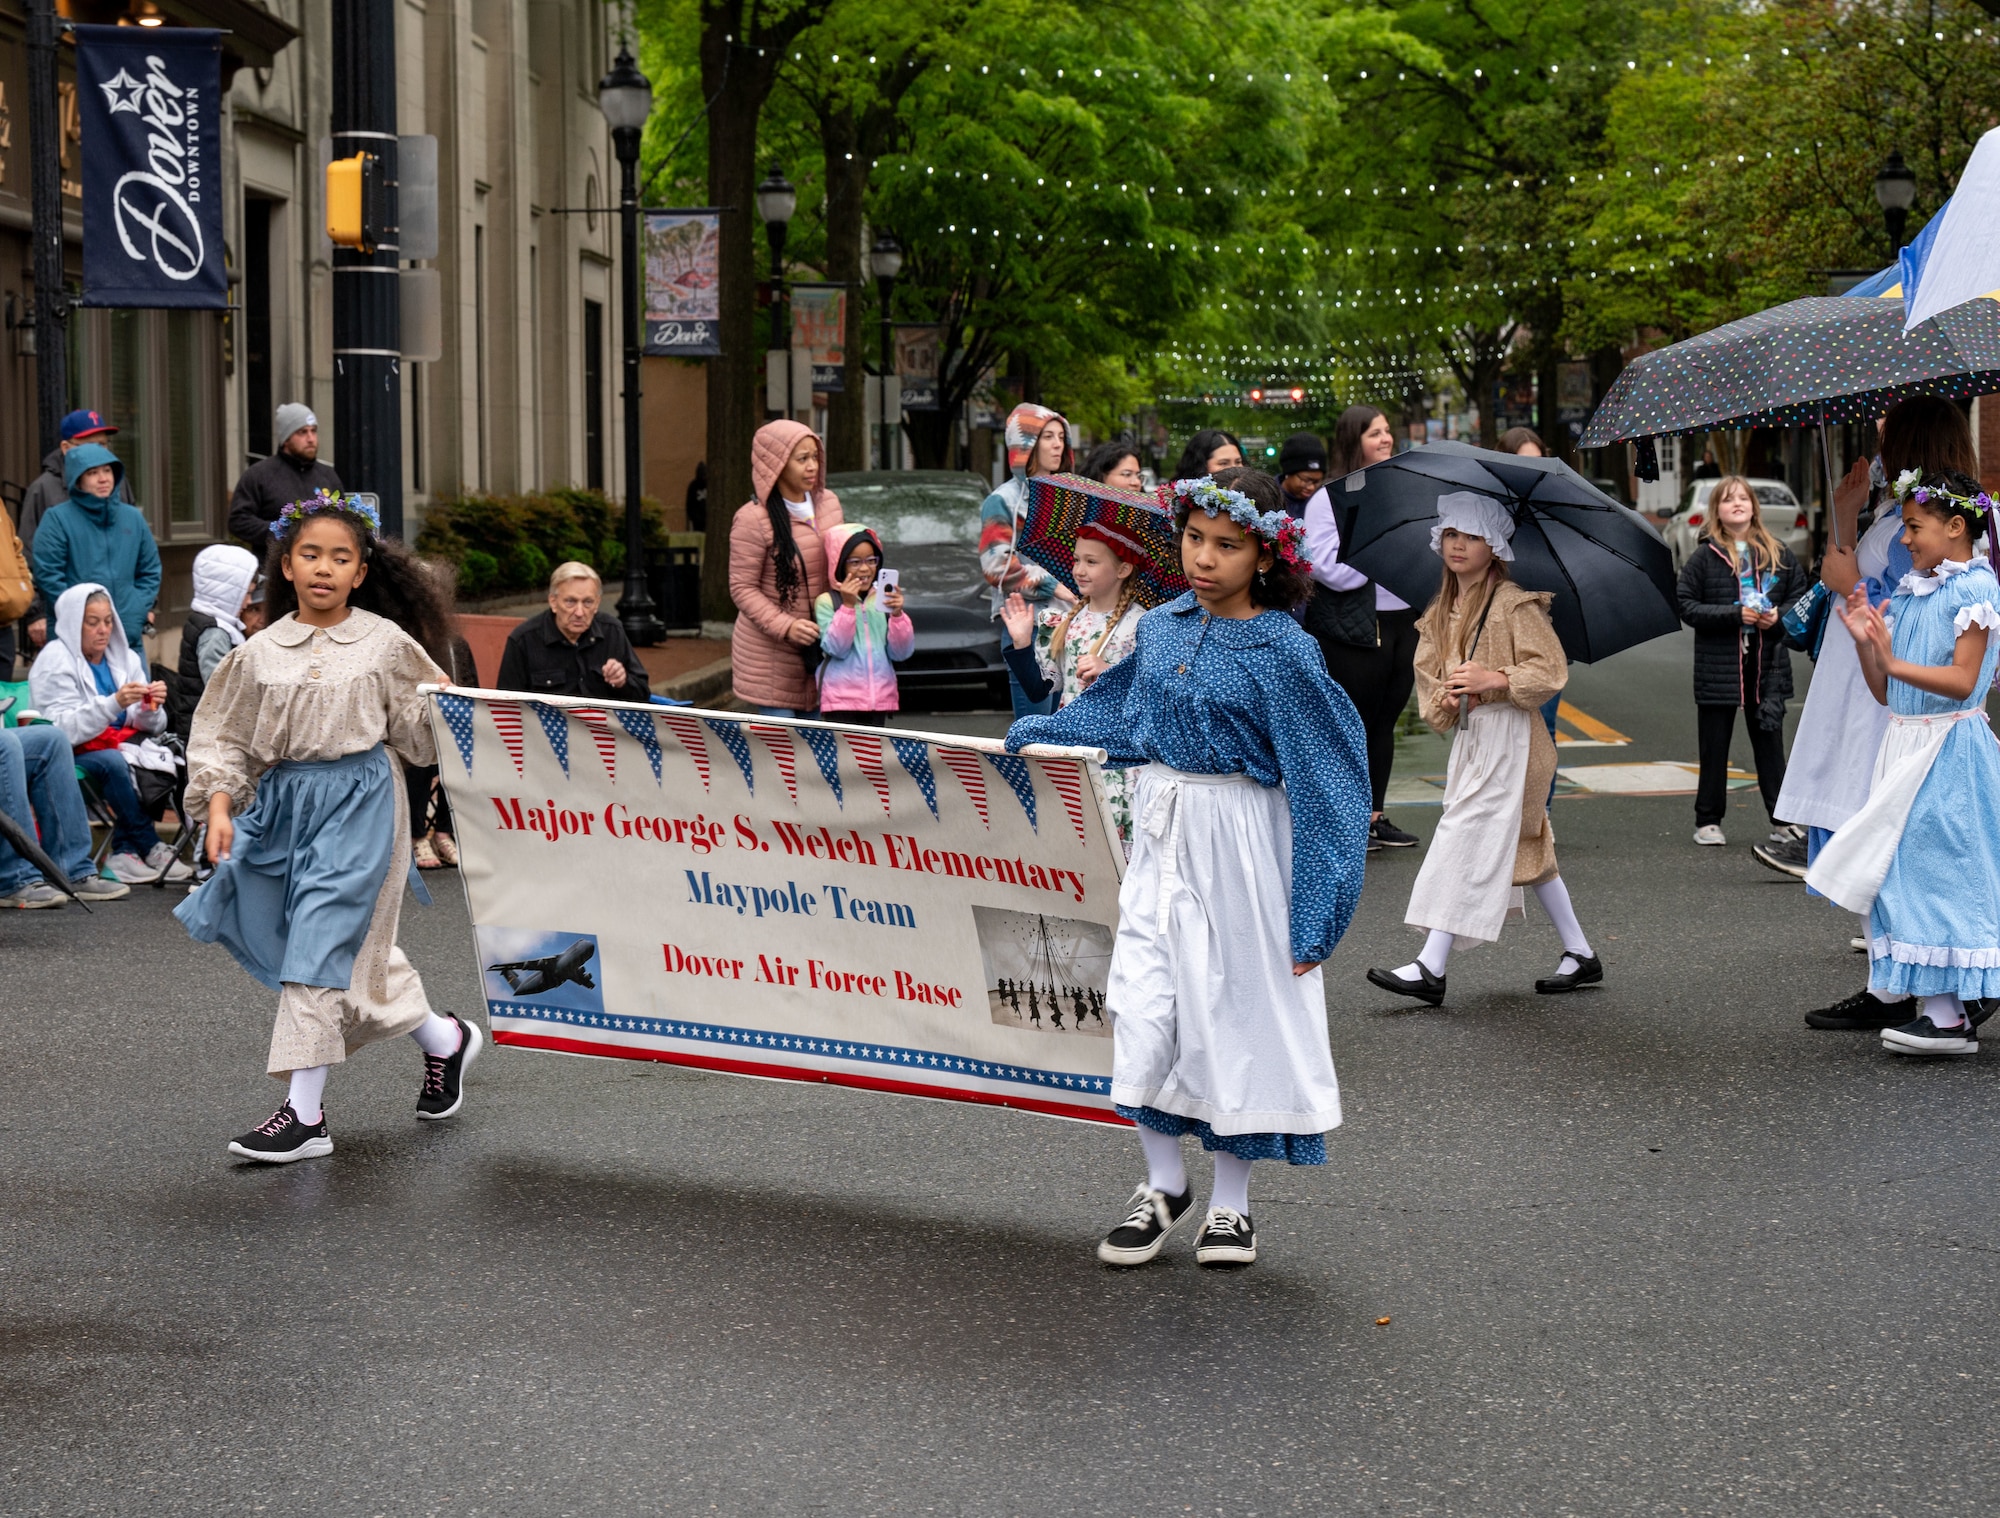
left=875, top=568, right=900, bottom=593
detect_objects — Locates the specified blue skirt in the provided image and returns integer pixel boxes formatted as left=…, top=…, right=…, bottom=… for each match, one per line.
left=176, top=746, right=399, bottom=991
left=1118, top=1104, right=1328, bottom=1165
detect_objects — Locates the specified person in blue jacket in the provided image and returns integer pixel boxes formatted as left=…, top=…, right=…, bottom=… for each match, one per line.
left=1006, top=467, right=1371, bottom=1272
left=31, top=443, right=161, bottom=653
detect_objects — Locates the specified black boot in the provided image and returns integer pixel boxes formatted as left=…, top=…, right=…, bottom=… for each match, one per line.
left=1367, top=963, right=1447, bottom=1007
left=1535, top=953, right=1604, bottom=994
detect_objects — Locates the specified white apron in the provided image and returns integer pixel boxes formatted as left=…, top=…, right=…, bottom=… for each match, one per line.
left=1105, top=766, right=1342, bottom=1137
left=1404, top=701, right=1532, bottom=943
left=1804, top=709, right=1982, bottom=914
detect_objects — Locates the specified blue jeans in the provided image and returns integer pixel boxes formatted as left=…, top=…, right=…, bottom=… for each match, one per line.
left=0, top=725, right=97, bottom=891
left=76, top=747, right=163, bottom=859
left=1007, top=666, right=1055, bottom=719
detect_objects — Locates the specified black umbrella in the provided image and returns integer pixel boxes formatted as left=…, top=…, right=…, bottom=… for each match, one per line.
left=0, top=806, right=90, bottom=910
left=1334, top=442, right=1679, bottom=664
left=1578, top=295, right=2000, bottom=448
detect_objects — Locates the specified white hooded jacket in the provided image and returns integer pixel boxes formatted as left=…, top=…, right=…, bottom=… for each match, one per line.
left=28, top=582, right=167, bottom=748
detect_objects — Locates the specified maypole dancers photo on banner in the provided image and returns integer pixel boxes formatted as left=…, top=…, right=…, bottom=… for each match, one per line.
left=1006, top=468, right=1370, bottom=1270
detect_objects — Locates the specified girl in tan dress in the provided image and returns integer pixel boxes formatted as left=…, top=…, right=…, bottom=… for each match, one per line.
left=1365, top=493, right=1602, bottom=1006
left=177, top=490, right=480, bottom=1163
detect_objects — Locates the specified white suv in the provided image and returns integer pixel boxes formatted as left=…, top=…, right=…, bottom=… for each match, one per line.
left=1663, top=478, right=1814, bottom=571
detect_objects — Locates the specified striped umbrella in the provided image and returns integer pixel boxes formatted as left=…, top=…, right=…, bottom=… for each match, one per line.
left=1015, top=473, right=1188, bottom=608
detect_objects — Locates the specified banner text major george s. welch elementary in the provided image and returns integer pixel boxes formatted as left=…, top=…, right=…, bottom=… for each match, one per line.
left=428, top=691, right=1131, bottom=1124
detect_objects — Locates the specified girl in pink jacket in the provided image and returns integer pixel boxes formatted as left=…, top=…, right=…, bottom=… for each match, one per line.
left=813, top=523, right=913, bottom=725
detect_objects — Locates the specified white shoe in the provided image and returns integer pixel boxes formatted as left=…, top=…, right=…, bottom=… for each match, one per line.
left=1693, top=825, right=1726, bottom=846
left=107, top=850, right=152, bottom=882
left=1852, top=936, right=1869, bottom=953
left=144, top=842, right=193, bottom=882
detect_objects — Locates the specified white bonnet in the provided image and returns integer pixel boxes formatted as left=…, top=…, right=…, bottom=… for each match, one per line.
left=1428, top=491, right=1517, bottom=562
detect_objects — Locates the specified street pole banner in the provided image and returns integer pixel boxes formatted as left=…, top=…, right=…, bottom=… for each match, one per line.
left=643, top=212, right=721, bottom=355
left=426, top=690, right=1129, bottom=1125
left=895, top=324, right=942, bottom=411
left=74, top=24, right=225, bottom=309
left=790, top=284, right=847, bottom=392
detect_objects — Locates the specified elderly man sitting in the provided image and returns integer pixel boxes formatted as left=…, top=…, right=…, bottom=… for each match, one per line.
left=496, top=562, right=652, bottom=700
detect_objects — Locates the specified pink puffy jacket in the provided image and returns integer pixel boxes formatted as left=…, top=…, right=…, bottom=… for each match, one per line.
left=728, top=420, right=844, bottom=710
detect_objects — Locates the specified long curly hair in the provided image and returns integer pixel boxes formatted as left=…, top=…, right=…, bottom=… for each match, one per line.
left=263, top=507, right=459, bottom=667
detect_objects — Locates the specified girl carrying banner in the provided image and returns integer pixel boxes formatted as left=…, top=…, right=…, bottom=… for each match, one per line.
left=1005, top=469, right=1370, bottom=1269
left=177, top=490, right=480, bottom=1163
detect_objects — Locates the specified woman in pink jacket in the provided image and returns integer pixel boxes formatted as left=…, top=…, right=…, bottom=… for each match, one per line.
left=729, top=420, right=844, bottom=715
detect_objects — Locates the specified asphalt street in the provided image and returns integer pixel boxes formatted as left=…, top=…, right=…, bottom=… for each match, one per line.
left=7, top=631, right=2000, bottom=1516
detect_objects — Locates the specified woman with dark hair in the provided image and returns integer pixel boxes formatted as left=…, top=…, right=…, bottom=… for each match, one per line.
left=728, top=421, right=844, bottom=716
left=1170, top=428, right=1243, bottom=482
left=1080, top=438, right=1146, bottom=491
left=1498, top=426, right=1546, bottom=457
left=1779, top=397, right=1979, bottom=1030
left=1301, top=404, right=1419, bottom=849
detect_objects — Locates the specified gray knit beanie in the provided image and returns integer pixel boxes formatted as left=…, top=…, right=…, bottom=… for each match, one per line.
left=275, top=403, right=317, bottom=448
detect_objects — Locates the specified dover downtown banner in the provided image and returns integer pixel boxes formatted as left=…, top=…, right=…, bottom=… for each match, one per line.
left=427, top=690, right=1129, bottom=1124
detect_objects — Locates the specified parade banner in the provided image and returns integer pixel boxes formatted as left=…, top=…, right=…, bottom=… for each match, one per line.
left=427, top=691, right=1129, bottom=1124
left=643, top=212, right=721, bottom=355
left=75, top=25, right=225, bottom=309
left=790, top=285, right=846, bottom=391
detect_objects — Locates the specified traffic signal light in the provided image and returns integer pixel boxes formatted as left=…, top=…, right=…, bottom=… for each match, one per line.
left=326, top=152, right=386, bottom=252
left=1248, top=387, right=1265, bottom=405
left=1289, top=386, right=1306, bottom=404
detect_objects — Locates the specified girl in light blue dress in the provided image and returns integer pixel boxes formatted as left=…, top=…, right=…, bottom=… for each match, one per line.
left=1807, top=469, right=2000, bottom=1056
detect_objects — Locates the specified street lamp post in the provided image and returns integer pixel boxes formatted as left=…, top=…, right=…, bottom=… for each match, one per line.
left=756, top=168, right=797, bottom=419
left=869, top=233, right=903, bottom=471
left=599, top=46, right=664, bottom=647
left=1875, top=150, right=1918, bottom=256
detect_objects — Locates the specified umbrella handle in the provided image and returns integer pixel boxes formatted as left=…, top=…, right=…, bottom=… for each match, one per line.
left=1820, top=422, right=1842, bottom=552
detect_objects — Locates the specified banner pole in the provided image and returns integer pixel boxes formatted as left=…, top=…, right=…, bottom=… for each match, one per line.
left=26, top=0, right=68, bottom=460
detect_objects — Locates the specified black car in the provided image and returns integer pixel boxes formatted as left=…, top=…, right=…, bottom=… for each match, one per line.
left=823, top=470, right=1008, bottom=703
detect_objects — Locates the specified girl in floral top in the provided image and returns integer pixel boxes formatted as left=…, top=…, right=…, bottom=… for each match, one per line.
left=177, top=492, right=480, bottom=1164
left=999, top=522, right=1146, bottom=847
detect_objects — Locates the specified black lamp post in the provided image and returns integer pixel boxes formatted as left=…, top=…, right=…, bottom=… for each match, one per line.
left=756, top=168, right=797, bottom=419
left=869, top=232, right=902, bottom=470
left=1875, top=150, right=1918, bottom=257
left=599, top=45, right=664, bottom=646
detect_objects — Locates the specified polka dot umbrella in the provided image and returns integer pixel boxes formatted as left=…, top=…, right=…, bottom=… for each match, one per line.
left=1578, top=294, right=2000, bottom=542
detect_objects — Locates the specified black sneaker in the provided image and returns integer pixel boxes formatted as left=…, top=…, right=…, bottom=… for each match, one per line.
left=1367, top=962, right=1447, bottom=1007
left=1371, top=815, right=1419, bottom=848
left=1097, top=1181, right=1196, bottom=1266
left=227, top=1102, right=333, bottom=1164
left=1752, top=834, right=1810, bottom=879
left=1535, top=953, right=1604, bottom=994
left=1194, top=1206, right=1258, bottom=1267
left=416, top=1014, right=483, bottom=1121
left=1970, top=999, right=1998, bottom=1030
left=1804, top=989, right=1909, bottom=1031
left=1882, top=1013, right=1978, bottom=1056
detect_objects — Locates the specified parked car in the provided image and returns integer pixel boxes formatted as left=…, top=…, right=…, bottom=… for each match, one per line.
left=823, top=470, right=1008, bottom=704
left=1662, top=477, right=1815, bottom=570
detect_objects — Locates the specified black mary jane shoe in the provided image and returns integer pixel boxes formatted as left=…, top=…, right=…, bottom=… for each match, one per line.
left=1366, top=964, right=1447, bottom=1007
left=1534, top=953, right=1604, bottom=994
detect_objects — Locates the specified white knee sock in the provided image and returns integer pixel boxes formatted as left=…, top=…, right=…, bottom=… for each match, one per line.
left=1211, top=1152, right=1253, bottom=1217
left=1533, top=876, right=1592, bottom=970
left=1396, top=929, right=1455, bottom=980
left=288, top=1064, right=328, bottom=1125
left=409, top=1012, right=462, bottom=1059
left=1135, top=1125, right=1188, bottom=1197
left=1923, top=993, right=1967, bottom=1030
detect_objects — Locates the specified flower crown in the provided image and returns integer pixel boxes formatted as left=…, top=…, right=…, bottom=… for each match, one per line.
left=1166, top=476, right=1311, bottom=571
left=1893, top=468, right=1995, bottom=520
left=274, top=487, right=380, bottom=541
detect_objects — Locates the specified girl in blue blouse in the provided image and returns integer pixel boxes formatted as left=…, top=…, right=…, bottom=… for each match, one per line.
left=1007, top=468, right=1371, bottom=1268
left=1808, top=469, right=2000, bottom=1056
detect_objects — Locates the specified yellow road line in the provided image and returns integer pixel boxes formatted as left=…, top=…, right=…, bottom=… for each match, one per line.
left=1555, top=700, right=1631, bottom=746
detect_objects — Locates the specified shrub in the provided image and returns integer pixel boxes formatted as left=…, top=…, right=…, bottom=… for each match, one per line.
left=416, top=488, right=667, bottom=597
left=457, top=549, right=499, bottom=597
left=502, top=541, right=550, bottom=590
